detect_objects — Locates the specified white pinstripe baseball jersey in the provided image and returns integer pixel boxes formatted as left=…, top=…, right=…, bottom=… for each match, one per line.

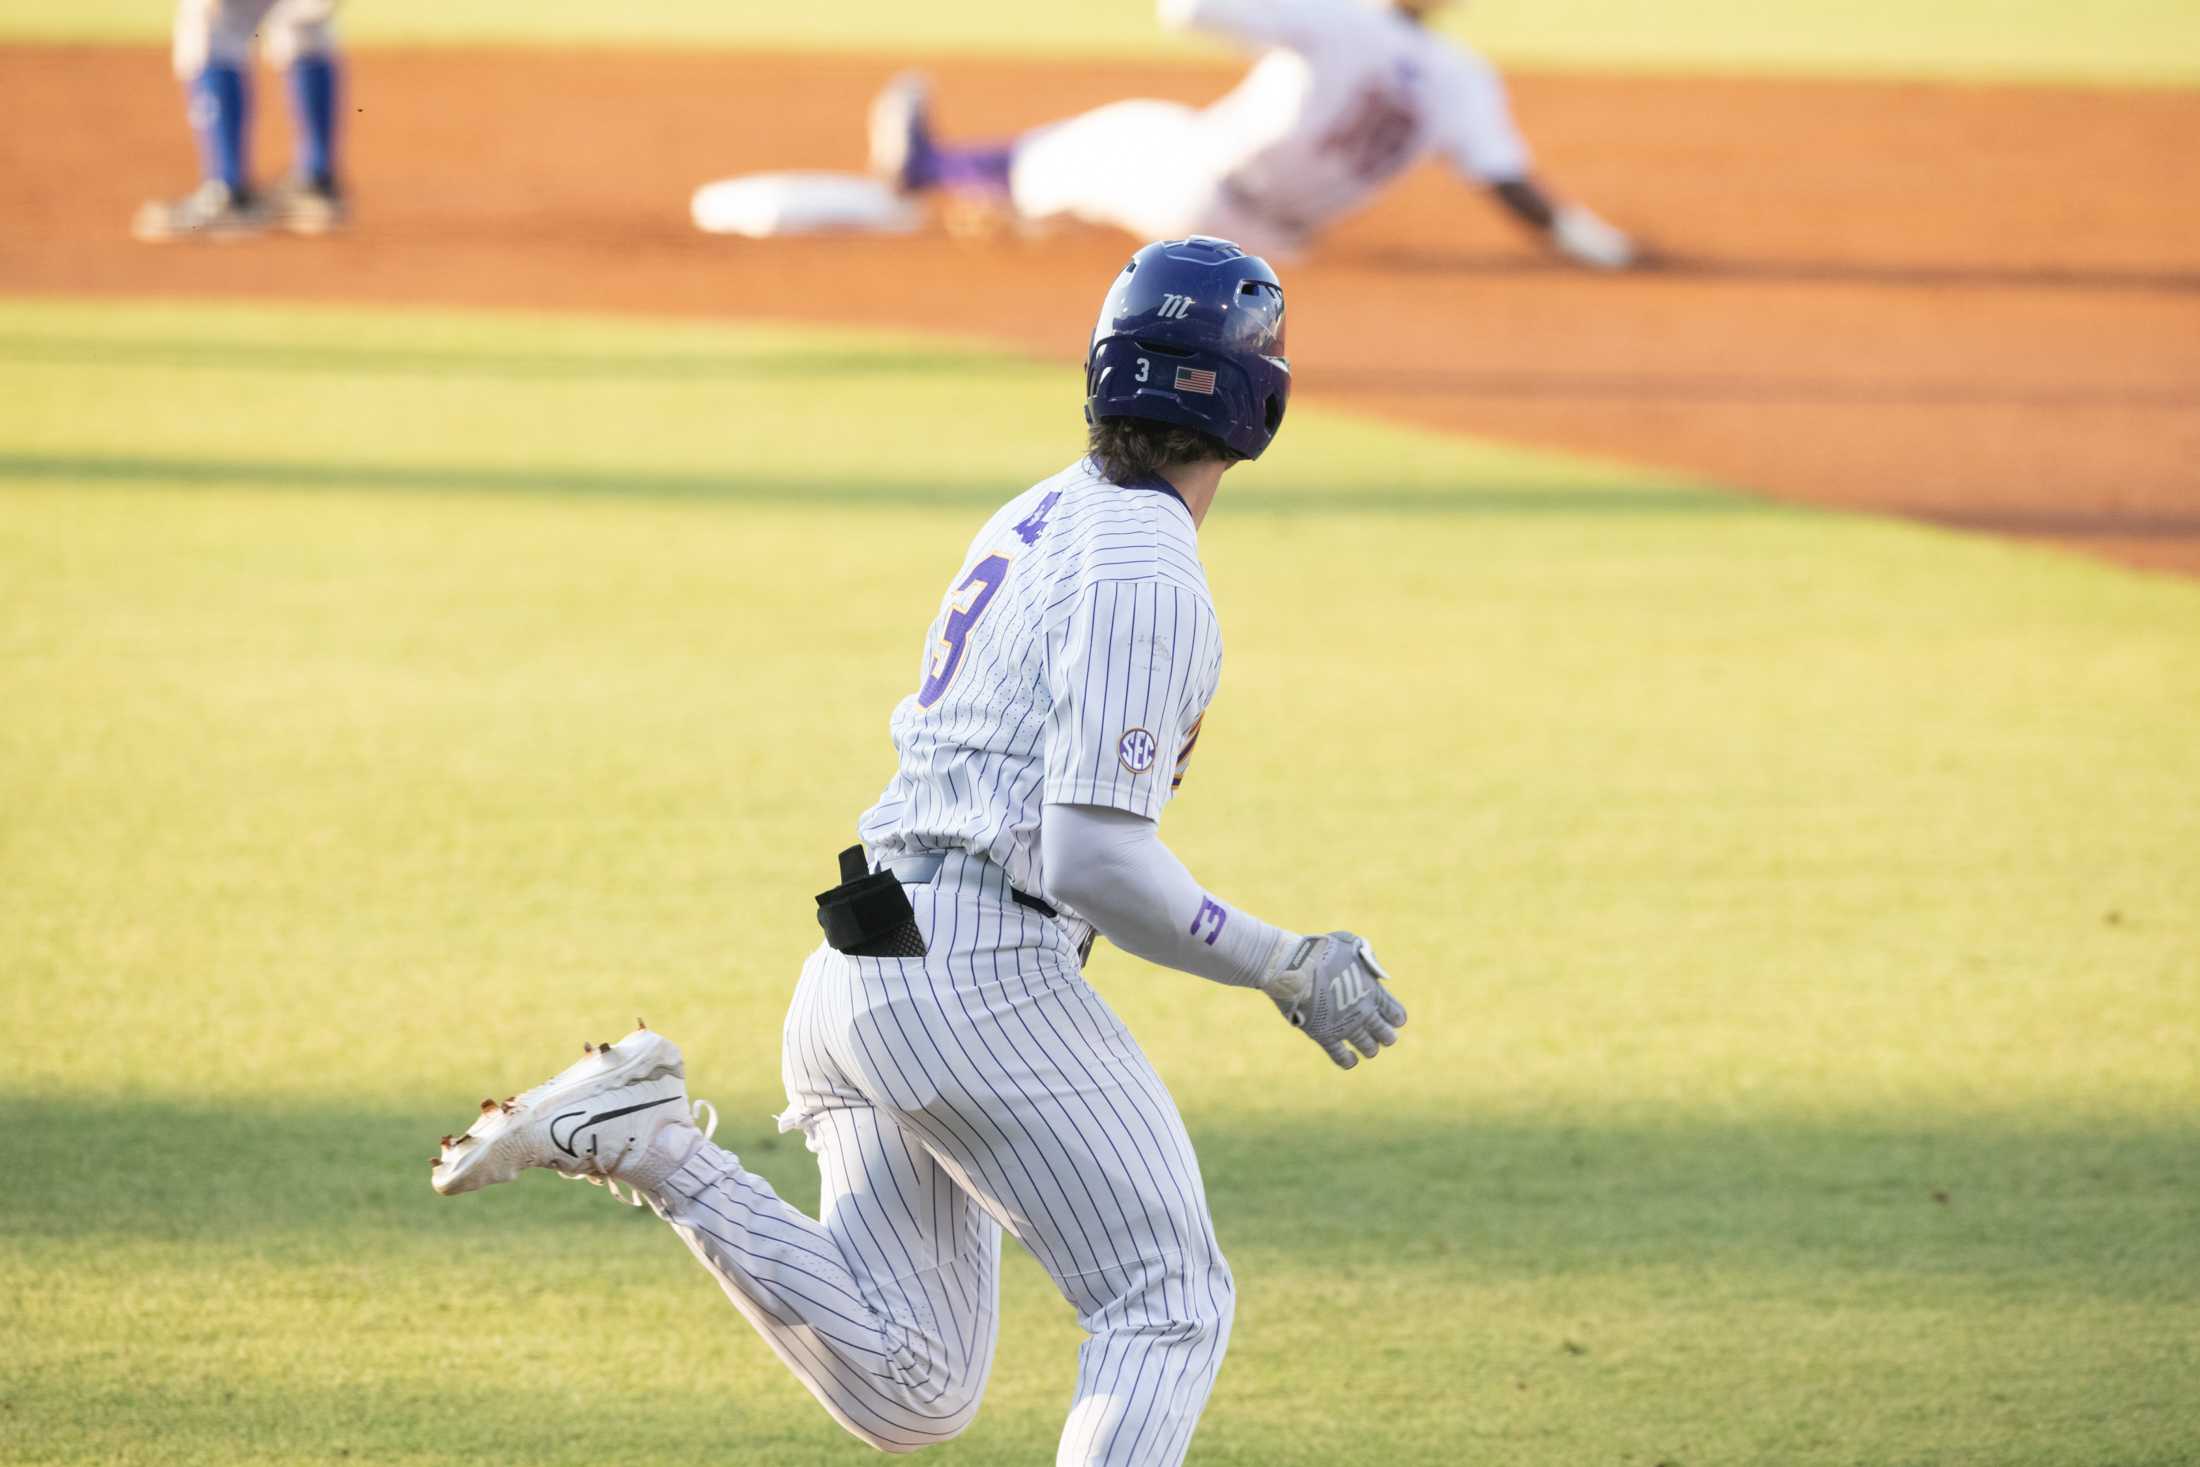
left=859, top=458, right=1223, bottom=927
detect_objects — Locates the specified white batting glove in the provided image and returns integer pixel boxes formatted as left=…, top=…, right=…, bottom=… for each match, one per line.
left=1262, top=932, right=1408, bottom=1070
left=1551, top=204, right=1638, bottom=271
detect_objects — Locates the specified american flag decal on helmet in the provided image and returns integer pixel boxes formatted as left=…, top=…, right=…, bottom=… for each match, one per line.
left=1174, top=366, right=1218, bottom=395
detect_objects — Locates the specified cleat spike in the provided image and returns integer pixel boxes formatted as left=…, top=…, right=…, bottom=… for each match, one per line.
left=440, top=1135, right=455, bottom=1148
left=599, top=1040, right=615, bottom=1055
left=636, top=1017, right=647, bottom=1031
left=583, top=1041, right=594, bottom=1053
left=480, top=1098, right=498, bottom=1113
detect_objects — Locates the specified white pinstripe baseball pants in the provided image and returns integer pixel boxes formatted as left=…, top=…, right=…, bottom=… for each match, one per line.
left=172, top=0, right=338, bottom=77
left=650, top=850, right=1235, bottom=1462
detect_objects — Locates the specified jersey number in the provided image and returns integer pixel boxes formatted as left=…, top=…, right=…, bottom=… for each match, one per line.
left=1319, top=83, right=1418, bottom=179
left=917, top=554, right=1010, bottom=709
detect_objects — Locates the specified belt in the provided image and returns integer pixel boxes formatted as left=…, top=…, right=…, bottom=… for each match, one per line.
left=886, top=852, right=1062, bottom=921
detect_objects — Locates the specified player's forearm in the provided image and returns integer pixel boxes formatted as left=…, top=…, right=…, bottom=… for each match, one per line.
left=1040, top=802, right=1292, bottom=988
left=1490, top=177, right=1556, bottom=230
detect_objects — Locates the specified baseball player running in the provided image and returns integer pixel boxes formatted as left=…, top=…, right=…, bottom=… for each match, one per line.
left=134, top=0, right=348, bottom=241
left=429, top=236, right=1408, bottom=1464
left=871, top=0, right=1637, bottom=269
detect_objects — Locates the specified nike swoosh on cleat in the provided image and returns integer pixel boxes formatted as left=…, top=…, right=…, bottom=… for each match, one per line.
left=549, top=1095, right=682, bottom=1157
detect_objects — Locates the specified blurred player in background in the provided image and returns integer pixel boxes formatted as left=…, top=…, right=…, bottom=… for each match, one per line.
left=871, top=0, right=1639, bottom=269
left=134, top=0, right=348, bottom=241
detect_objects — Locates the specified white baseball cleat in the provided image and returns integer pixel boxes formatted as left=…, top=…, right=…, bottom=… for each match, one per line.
left=269, top=174, right=350, bottom=237
left=868, top=71, right=935, bottom=193
left=430, top=1024, right=713, bottom=1201
left=132, top=180, right=268, bottom=243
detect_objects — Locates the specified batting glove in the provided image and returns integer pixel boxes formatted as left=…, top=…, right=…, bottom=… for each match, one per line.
left=1551, top=204, right=1637, bottom=271
left=1263, top=932, right=1408, bottom=1070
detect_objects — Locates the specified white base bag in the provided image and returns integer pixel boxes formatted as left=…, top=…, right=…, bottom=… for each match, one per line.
left=690, top=172, right=924, bottom=238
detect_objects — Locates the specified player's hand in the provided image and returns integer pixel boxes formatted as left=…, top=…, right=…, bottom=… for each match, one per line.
left=1551, top=204, right=1637, bottom=271
left=1262, top=932, right=1407, bottom=1070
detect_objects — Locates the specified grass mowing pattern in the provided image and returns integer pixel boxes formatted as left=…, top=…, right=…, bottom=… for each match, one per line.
left=4, top=297, right=2197, bottom=1465
left=8, top=0, right=2200, bottom=86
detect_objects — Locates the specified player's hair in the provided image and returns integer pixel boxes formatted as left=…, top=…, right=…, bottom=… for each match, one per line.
left=1087, top=417, right=1242, bottom=487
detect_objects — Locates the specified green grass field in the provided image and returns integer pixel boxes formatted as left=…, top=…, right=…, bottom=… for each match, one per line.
left=3, top=297, right=2196, bottom=1465
left=9, top=0, right=2199, bottom=86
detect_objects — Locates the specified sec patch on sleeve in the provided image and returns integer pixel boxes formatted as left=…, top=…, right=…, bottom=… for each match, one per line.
left=1118, top=727, right=1159, bottom=774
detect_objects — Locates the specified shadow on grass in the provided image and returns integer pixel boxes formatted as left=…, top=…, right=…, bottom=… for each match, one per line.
left=7, top=1094, right=2192, bottom=1305
left=0, top=333, right=1039, bottom=384
left=0, top=451, right=1767, bottom=518
left=12, top=1370, right=1348, bottom=1467
left=8, top=1376, right=967, bottom=1467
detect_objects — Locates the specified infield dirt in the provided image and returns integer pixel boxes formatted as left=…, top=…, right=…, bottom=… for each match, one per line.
left=6, top=46, right=2197, bottom=573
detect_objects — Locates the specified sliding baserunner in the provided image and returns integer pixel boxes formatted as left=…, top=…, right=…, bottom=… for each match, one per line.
left=871, top=0, right=1638, bottom=267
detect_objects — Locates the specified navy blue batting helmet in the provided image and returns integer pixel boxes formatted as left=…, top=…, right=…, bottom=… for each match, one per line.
left=1084, top=236, right=1290, bottom=461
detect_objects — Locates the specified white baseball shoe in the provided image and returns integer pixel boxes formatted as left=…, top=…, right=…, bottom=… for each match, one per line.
left=430, top=1024, right=716, bottom=1203
left=868, top=71, right=935, bottom=193
left=131, top=180, right=267, bottom=243
left=269, top=174, right=350, bottom=237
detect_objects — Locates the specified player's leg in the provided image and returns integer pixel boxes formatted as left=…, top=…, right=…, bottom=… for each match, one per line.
left=860, top=864, right=1237, bottom=1467
left=427, top=992, right=1001, bottom=1453
left=263, top=0, right=348, bottom=233
left=136, top=0, right=276, bottom=240
left=1006, top=100, right=1221, bottom=243
left=648, top=948, right=1002, bottom=1452
left=1039, top=992, right=1237, bottom=1467
left=866, top=77, right=1228, bottom=248
left=868, top=73, right=1015, bottom=199
left=654, top=1112, right=1002, bottom=1452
